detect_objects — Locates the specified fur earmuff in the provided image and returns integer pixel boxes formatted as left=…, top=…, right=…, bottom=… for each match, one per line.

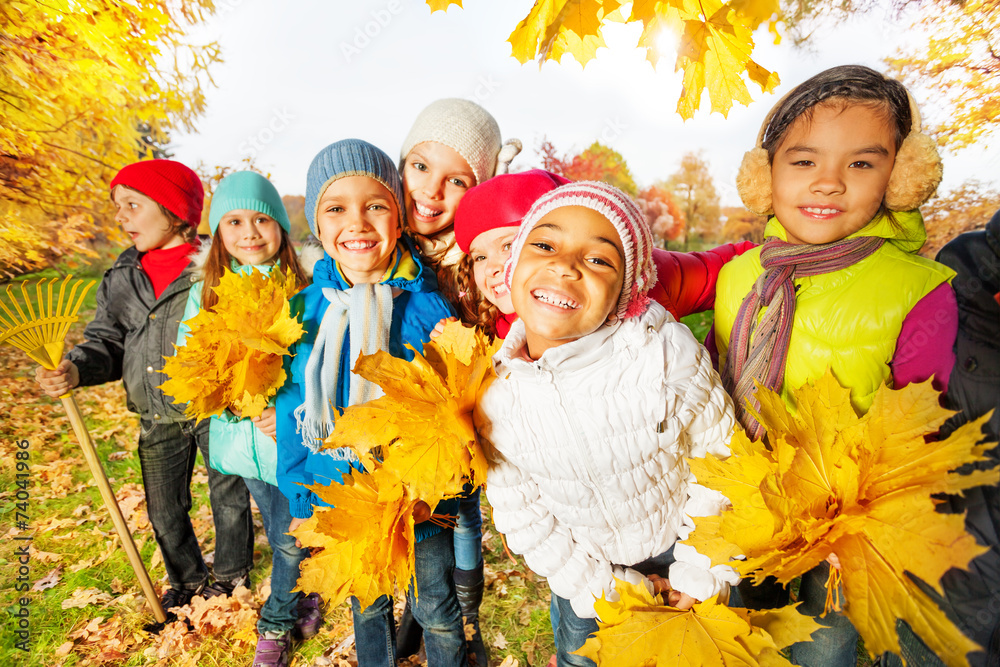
left=736, top=147, right=773, bottom=216
left=884, top=131, right=942, bottom=212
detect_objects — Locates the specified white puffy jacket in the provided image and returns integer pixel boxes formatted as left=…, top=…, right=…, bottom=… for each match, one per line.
left=475, top=303, right=739, bottom=619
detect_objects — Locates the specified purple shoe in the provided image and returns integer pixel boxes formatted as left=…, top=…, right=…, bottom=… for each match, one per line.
left=294, top=593, right=323, bottom=640
left=253, top=632, right=291, bottom=667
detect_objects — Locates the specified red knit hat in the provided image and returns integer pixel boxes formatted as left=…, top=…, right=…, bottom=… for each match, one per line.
left=454, top=169, right=570, bottom=253
left=110, top=160, right=204, bottom=228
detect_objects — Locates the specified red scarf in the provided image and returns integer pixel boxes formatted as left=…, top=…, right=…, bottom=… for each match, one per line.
left=141, top=241, right=198, bottom=298
left=494, top=312, right=518, bottom=339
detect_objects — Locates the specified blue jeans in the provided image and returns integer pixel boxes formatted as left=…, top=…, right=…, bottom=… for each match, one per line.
left=244, top=477, right=307, bottom=634
left=454, top=487, right=484, bottom=571
left=788, top=562, right=858, bottom=667
left=351, top=529, right=467, bottom=666
left=553, top=548, right=676, bottom=667
left=137, top=418, right=254, bottom=589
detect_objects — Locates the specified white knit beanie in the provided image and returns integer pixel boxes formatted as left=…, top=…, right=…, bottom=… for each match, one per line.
left=399, top=98, right=522, bottom=185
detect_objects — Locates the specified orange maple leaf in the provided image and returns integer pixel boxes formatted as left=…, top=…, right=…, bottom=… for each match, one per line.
left=683, top=371, right=999, bottom=665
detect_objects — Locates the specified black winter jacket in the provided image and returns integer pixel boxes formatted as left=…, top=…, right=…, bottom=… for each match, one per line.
left=67, top=246, right=199, bottom=423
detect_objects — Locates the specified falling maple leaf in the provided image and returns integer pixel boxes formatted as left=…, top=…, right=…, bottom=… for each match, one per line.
left=576, top=577, right=821, bottom=665
left=160, top=267, right=304, bottom=421
left=291, top=472, right=417, bottom=611
left=425, top=0, right=463, bottom=12
left=500, top=0, right=779, bottom=118
left=322, top=320, right=499, bottom=508
left=683, top=371, right=999, bottom=665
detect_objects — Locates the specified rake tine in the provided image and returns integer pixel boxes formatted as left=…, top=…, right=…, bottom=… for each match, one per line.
left=6, top=283, right=30, bottom=327
left=23, top=281, right=38, bottom=323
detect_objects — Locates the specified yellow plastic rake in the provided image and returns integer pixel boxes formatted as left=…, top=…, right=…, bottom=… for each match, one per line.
left=0, top=277, right=167, bottom=624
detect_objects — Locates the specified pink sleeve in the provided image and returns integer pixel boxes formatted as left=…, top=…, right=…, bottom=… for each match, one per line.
left=891, top=283, right=958, bottom=393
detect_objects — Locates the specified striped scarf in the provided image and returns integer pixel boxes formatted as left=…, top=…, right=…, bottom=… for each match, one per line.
left=294, top=282, right=394, bottom=454
left=722, top=236, right=885, bottom=439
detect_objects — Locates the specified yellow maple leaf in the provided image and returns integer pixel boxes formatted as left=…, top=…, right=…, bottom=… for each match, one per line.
left=292, top=472, right=416, bottom=611
left=575, top=578, right=820, bottom=665
left=322, top=321, right=498, bottom=508
left=684, top=371, right=999, bottom=665
left=425, top=0, right=463, bottom=13
left=160, top=267, right=304, bottom=421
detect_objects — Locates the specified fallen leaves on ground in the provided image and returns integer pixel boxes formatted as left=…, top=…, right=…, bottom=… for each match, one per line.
left=62, top=587, right=113, bottom=609
left=576, top=578, right=820, bottom=665
left=683, top=371, right=999, bottom=665
left=160, top=267, right=303, bottom=420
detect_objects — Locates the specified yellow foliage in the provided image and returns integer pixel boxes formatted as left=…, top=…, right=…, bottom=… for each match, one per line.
left=160, top=268, right=304, bottom=421
left=683, top=371, right=999, bottom=665
left=322, top=320, right=499, bottom=508
left=425, top=0, right=463, bottom=12
left=500, top=0, right=779, bottom=118
left=0, top=0, right=220, bottom=273
left=292, top=472, right=416, bottom=612
left=575, top=578, right=821, bottom=665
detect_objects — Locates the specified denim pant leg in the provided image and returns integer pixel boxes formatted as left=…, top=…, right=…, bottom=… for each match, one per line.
left=553, top=593, right=599, bottom=667
left=244, top=477, right=307, bottom=635
left=788, top=562, right=858, bottom=667
left=137, top=419, right=208, bottom=590
left=454, top=487, right=484, bottom=570
left=409, top=529, right=468, bottom=666
left=351, top=594, right=396, bottom=667
left=194, top=420, right=254, bottom=581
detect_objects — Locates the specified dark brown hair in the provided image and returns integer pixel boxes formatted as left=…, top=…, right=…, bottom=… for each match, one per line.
left=454, top=253, right=502, bottom=335
left=201, top=225, right=308, bottom=311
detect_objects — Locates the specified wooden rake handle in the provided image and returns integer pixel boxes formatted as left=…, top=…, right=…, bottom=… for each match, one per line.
left=60, top=393, right=167, bottom=623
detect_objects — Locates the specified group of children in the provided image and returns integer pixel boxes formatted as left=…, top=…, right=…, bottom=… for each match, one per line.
left=33, top=64, right=999, bottom=667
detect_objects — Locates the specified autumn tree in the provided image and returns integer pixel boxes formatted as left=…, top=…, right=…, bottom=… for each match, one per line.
left=539, top=139, right=639, bottom=195
left=720, top=206, right=768, bottom=244
left=0, top=1, right=221, bottom=276
left=282, top=196, right=312, bottom=244
left=920, top=180, right=1000, bottom=258
left=663, top=152, right=722, bottom=242
left=636, top=185, right=687, bottom=246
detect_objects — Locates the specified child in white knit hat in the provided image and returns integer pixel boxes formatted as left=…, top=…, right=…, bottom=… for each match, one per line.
left=396, top=97, right=521, bottom=665
left=475, top=181, right=739, bottom=667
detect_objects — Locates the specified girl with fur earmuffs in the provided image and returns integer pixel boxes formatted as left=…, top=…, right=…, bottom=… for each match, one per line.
left=715, top=65, right=959, bottom=667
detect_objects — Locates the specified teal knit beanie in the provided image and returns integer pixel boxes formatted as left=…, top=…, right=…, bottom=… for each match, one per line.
left=209, top=171, right=291, bottom=234
left=305, top=139, right=404, bottom=238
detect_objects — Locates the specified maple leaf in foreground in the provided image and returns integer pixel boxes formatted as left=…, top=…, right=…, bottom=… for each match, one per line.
left=322, top=321, right=499, bottom=508
left=576, top=578, right=821, bottom=666
left=683, top=371, right=999, bottom=665
left=160, top=267, right=303, bottom=421
left=292, top=472, right=416, bottom=611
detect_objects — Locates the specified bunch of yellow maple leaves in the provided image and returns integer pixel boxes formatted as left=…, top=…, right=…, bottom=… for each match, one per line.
left=292, top=322, right=499, bottom=610
left=160, top=267, right=304, bottom=421
left=681, top=372, right=999, bottom=666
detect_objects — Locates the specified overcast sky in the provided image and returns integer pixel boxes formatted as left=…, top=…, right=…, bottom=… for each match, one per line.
left=167, top=0, right=999, bottom=207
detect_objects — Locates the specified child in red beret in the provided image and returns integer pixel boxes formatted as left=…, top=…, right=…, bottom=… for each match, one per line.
left=35, top=159, right=254, bottom=617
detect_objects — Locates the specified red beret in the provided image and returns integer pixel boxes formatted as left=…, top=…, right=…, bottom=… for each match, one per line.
left=454, top=169, right=570, bottom=253
left=110, top=159, right=204, bottom=228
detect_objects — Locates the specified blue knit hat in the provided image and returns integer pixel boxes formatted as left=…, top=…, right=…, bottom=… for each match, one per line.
left=209, top=171, right=291, bottom=234
left=305, top=139, right=405, bottom=238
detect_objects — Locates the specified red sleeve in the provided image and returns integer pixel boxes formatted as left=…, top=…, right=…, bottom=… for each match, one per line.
left=891, top=283, right=958, bottom=393
left=649, top=241, right=757, bottom=319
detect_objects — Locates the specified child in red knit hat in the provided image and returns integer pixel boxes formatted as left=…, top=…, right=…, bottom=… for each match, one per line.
left=34, top=159, right=254, bottom=618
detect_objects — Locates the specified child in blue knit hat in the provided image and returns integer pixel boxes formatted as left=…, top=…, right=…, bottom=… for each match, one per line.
left=175, top=171, right=320, bottom=667
left=274, top=139, right=467, bottom=666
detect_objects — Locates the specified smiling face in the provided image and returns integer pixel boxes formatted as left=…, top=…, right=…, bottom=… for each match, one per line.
left=510, top=206, right=625, bottom=359
left=113, top=186, right=186, bottom=252
left=217, top=209, right=283, bottom=266
left=402, top=141, right=477, bottom=236
left=770, top=101, right=898, bottom=245
left=314, top=176, right=401, bottom=285
left=470, top=226, right=518, bottom=314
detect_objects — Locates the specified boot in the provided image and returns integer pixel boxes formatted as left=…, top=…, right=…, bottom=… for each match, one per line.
left=454, top=563, right=489, bottom=667
left=395, top=598, right=423, bottom=658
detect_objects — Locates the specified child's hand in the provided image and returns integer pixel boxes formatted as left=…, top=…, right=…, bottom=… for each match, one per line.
left=430, top=317, right=459, bottom=340
left=252, top=408, right=277, bottom=439
left=648, top=575, right=699, bottom=610
left=826, top=552, right=842, bottom=570
left=288, top=517, right=308, bottom=548
left=412, top=500, right=431, bottom=523
left=34, top=360, right=79, bottom=398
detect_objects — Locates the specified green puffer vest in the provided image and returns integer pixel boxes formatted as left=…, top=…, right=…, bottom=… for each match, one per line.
left=716, top=210, right=955, bottom=413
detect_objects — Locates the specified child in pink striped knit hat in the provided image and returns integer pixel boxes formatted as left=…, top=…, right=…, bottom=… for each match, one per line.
left=475, top=181, right=739, bottom=667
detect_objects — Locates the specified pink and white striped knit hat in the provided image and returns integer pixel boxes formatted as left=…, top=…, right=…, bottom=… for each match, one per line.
left=504, top=181, right=657, bottom=321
